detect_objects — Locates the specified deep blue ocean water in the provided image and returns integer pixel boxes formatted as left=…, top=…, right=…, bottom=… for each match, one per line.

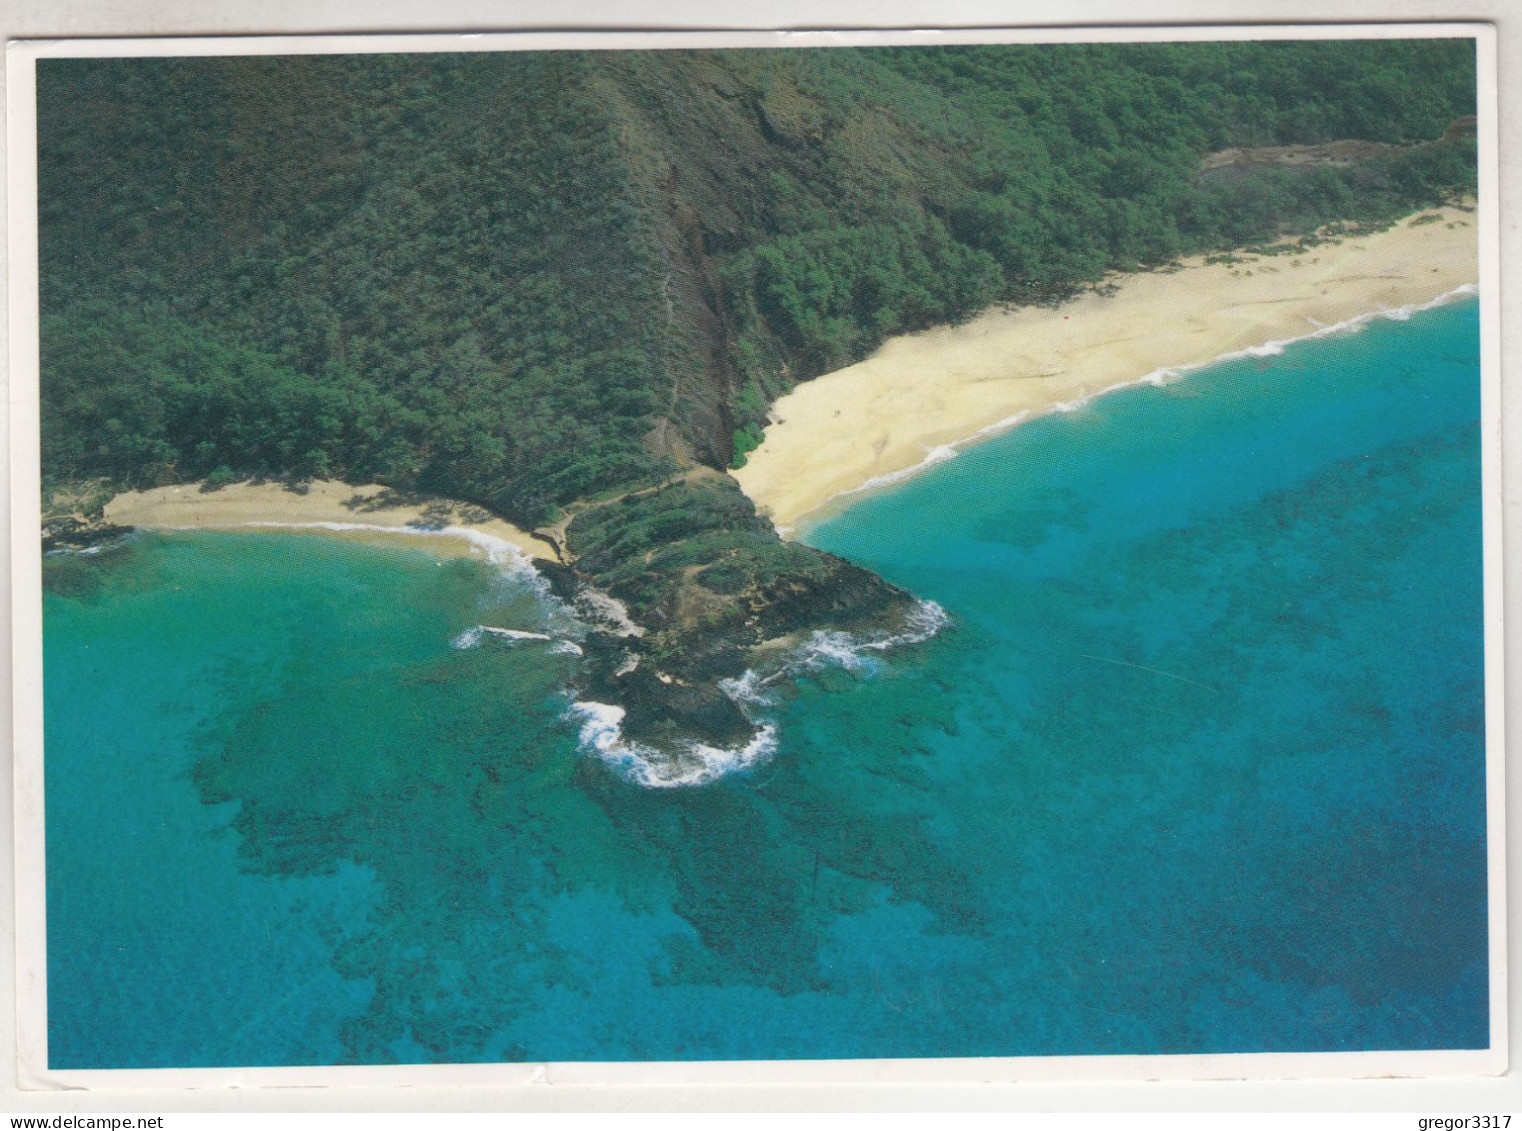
left=41, top=297, right=1488, bottom=1067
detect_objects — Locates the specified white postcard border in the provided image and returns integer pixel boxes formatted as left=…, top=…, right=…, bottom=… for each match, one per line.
left=6, top=21, right=1506, bottom=1092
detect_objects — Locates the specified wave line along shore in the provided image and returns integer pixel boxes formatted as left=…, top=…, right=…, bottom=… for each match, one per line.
left=102, top=479, right=554, bottom=563
left=731, top=206, right=1480, bottom=534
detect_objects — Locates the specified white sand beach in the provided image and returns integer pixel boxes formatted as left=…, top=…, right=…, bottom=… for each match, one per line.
left=731, top=207, right=1480, bottom=532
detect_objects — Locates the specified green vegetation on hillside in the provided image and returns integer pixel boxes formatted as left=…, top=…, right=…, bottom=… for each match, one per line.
left=41, top=53, right=675, bottom=525
left=39, top=41, right=1476, bottom=520
left=38, top=40, right=1477, bottom=742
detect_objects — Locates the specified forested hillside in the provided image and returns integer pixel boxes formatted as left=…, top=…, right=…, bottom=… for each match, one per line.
left=40, top=41, right=1475, bottom=509
left=38, top=40, right=1477, bottom=747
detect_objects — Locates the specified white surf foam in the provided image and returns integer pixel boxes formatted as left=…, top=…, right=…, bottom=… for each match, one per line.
left=795, top=630, right=883, bottom=675
left=566, top=700, right=778, bottom=788
left=452, top=624, right=581, bottom=652
left=205, top=520, right=585, bottom=646
left=971, top=409, right=1032, bottom=438
left=43, top=530, right=139, bottom=558
left=450, top=625, right=485, bottom=649
left=1161, top=282, right=1479, bottom=373
left=574, top=586, right=646, bottom=638
left=745, top=598, right=951, bottom=691
left=717, top=668, right=774, bottom=709
left=231, top=520, right=547, bottom=588
left=480, top=626, right=554, bottom=642
left=567, top=599, right=947, bottom=788
left=45, top=542, right=107, bottom=558
left=841, top=445, right=959, bottom=499
left=665, top=726, right=779, bottom=788
left=815, top=283, right=1479, bottom=508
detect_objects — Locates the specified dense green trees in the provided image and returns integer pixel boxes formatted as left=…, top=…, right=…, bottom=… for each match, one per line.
left=40, top=52, right=677, bottom=525
left=732, top=217, right=1003, bottom=373
left=38, top=40, right=1476, bottom=529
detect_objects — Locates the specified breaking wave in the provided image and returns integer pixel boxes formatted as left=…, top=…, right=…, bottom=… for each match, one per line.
left=784, top=598, right=949, bottom=679
left=717, top=599, right=950, bottom=708
left=566, top=700, right=779, bottom=789
left=818, top=283, right=1481, bottom=508
left=42, top=529, right=139, bottom=558
left=729, top=598, right=949, bottom=700
left=238, top=520, right=547, bottom=588
left=451, top=624, right=584, bottom=652
left=228, top=507, right=954, bottom=790
left=843, top=445, right=959, bottom=498
left=569, top=598, right=949, bottom=788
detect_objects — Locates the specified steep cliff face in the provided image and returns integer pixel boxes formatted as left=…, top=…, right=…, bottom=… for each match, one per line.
left=577, top=50, right=984, bottom=469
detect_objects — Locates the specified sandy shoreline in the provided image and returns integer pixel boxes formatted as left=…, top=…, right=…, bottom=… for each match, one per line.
left=731, top=207, right=1479, bottom=533
left=103, top=479, right=555, bottom=563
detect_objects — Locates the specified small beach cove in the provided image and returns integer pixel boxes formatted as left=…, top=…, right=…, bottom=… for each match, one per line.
left=99, top=478, right=555, bottom=563
left=732, top=205, right=1479, bottom=533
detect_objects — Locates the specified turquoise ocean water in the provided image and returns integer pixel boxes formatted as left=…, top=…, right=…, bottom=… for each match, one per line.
left=42, top=296, right=1488, bottom=1067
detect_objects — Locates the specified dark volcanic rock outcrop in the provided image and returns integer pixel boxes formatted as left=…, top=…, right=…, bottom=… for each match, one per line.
left=560, top=473, right=919, bottom=751
left=42, top=516, right=133, bottom=554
